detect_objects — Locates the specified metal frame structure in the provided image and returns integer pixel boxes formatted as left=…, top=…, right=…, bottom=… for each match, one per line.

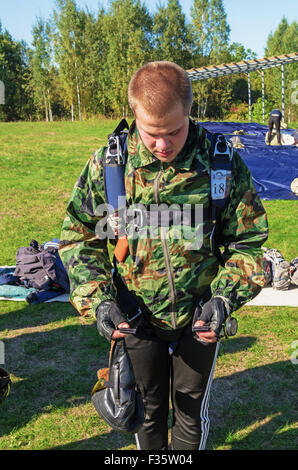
left=187, top=52, right=298, bottom=122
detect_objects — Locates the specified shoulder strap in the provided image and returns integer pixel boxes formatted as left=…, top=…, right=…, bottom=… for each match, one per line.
left=103, top=119, right=129, bottom=212
left=198, top=126, right=234, bottom=267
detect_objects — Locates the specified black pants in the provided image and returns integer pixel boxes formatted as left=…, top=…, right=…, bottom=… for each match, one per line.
left=125, top=321, right=219, bottom=450
left=268, top=115, right=281, bottom=144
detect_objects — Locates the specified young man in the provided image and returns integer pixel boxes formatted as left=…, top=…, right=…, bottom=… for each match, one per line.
left=59, top=61, right=268, bottom=450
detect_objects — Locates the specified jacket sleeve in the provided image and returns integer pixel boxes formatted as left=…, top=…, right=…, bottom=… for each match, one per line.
left=210, top=151, right=269, bottom=312
left=59, top=148, right=116, bottom=318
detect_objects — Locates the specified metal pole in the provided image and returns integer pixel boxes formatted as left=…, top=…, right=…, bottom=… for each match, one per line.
left=248, top=72, right=251, bottom=122
left=281, top=64, right=285, bottom=120
left=262, top=70, right=265, bottom=123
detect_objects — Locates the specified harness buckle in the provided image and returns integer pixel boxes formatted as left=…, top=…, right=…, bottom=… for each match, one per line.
left=213, top=135, right=233, bottom=161
left=126, top=306, right=142, bottom=323
left=106, top=135, right=125, bottom=165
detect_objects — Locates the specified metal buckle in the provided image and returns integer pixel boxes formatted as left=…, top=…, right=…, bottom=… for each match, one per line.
left=126, top=207, right=145, bottom=230
left=106, top=136, right=125, bottom=165
left=214, top=135, right=233, bottom=161
left=126, top=307, right=142, bottom=323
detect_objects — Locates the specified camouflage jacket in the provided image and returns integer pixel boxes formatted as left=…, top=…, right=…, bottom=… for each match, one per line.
left=59, top=120, right=268, bottom=330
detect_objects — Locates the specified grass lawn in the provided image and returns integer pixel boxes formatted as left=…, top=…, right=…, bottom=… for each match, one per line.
left=0, top=120, right=297, bottom=451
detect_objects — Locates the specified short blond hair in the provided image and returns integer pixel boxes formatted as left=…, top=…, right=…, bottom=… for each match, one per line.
left=128, top=61, right=193, bottom=117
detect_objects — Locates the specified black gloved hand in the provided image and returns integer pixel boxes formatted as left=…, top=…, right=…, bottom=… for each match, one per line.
left=199, top=297, right=230, bottom=337
left=96, top=301, right=126, bottom=341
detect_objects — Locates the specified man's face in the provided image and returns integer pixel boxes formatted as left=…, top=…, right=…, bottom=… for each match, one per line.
left=135, top=102, right=190, bottom=163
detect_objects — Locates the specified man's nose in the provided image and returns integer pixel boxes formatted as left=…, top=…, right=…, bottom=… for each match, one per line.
left=155, top=136, right=171, bottom=150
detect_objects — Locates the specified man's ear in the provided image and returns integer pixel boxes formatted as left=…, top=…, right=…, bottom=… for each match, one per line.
left=129, top=103, right=136, bottom=118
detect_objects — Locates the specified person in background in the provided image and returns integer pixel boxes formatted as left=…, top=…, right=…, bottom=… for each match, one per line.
left=268, top=109, right=282, bottom=145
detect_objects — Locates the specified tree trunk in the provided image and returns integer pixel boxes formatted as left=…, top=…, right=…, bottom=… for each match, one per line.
left=202, top=96, right=208, bottom=119
left=48, top=90, right=53, bottom=121
left=44, top=94, right=49, bottom=122
left=76, top=79, right=82, bottom=121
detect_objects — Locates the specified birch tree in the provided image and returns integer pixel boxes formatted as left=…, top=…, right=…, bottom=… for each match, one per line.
left=53, top=0, right=86, bottom=120
left=103, top=0, right=153, bottom=117
left=31, top=17, right=54, bottom=121
left=264, top=18, right=298, bottom=121
left=153, top=0, right=192, bottom=68
left=190, top=0, right=230, bottom=119
left=82, top=9, right=108, bottom=116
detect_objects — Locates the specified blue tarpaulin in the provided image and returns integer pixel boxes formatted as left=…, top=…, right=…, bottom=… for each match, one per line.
left=200, top=121, right=298, bottom=200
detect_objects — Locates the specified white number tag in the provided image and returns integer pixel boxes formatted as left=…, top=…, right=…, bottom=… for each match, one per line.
left=211, top=169, right=229, bottom=200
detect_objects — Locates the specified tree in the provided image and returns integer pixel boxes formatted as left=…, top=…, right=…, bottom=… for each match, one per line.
left=264, top=17, right=298, bottom=122
left=190, top=0, right=231, bottom=120
left=103, top=0, right=153, bottom=117
left=31, top=17, right=55, bottom=121
left=53, top=0, right=86, bottom=120
left=0, top=22, right=31, bottom=120
left=153, top=0, right=192, bottom=68
left=81, top=8, right=108, bottom=117
left=190, top=0, right=230, bottom=64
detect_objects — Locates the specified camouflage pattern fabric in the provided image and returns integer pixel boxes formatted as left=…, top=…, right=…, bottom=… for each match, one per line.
left=59, top=120, right=268, bottom=330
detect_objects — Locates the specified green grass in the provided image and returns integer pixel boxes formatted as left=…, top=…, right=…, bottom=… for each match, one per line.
left=0, top=120, right=297, bottom=451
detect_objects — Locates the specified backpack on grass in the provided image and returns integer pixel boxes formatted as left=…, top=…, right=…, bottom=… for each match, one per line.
left=262, top=248, right=291, bottom=290
left=289, top=257, right=298, bottom=287
left=14, top=239, right=69, bottom=292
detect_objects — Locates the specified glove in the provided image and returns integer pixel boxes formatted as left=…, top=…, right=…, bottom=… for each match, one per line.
left=96, top=301, right=126, bottom=341
left=199, top=297, right=230, bottom=337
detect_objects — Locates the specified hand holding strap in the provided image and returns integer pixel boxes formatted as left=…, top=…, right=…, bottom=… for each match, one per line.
left=96, top=301, right=126, bottom=342
left=199, top=297, right=230, bottom=337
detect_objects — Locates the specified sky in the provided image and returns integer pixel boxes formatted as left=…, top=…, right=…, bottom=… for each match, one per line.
left=0, top=0, right=297, bottom=58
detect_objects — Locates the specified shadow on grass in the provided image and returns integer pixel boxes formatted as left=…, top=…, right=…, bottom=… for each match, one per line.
left=49, top=358, right=297, bottom=451
left=208, top=359, right=297, bottom=450
left=0, top=300, right=78, bottom=330
left=0, top=302, right=110, bottom=441
left=0, top=303, right=297, bottom=450
left=218, top=335, right=257, bottom=355
left=52, top=431, right=136, bottom=451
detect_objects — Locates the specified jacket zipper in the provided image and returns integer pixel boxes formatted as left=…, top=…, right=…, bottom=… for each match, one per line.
left=153, top=163, right=177, bottom=329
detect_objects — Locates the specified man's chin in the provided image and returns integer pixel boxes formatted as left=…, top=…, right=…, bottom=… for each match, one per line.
left=154, top=150, right=177, bottom=162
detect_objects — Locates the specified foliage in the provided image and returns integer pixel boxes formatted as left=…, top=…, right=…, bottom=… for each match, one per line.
left=251, top=97, right=271, bottom=123
left=264, top=17, right=298, bottom=122
left=31, top=18, right=55, bottom=121
left=0, top=23, right=32, bottom=120
left=102, top=0, right=153, bottom=117
left=0, top=3, right=297, bottom=121
left=226, top=101, right=249, bottom=121
left=153, top=0, right=192, bottom=68
left=190, top=0, right=230, bottom=63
